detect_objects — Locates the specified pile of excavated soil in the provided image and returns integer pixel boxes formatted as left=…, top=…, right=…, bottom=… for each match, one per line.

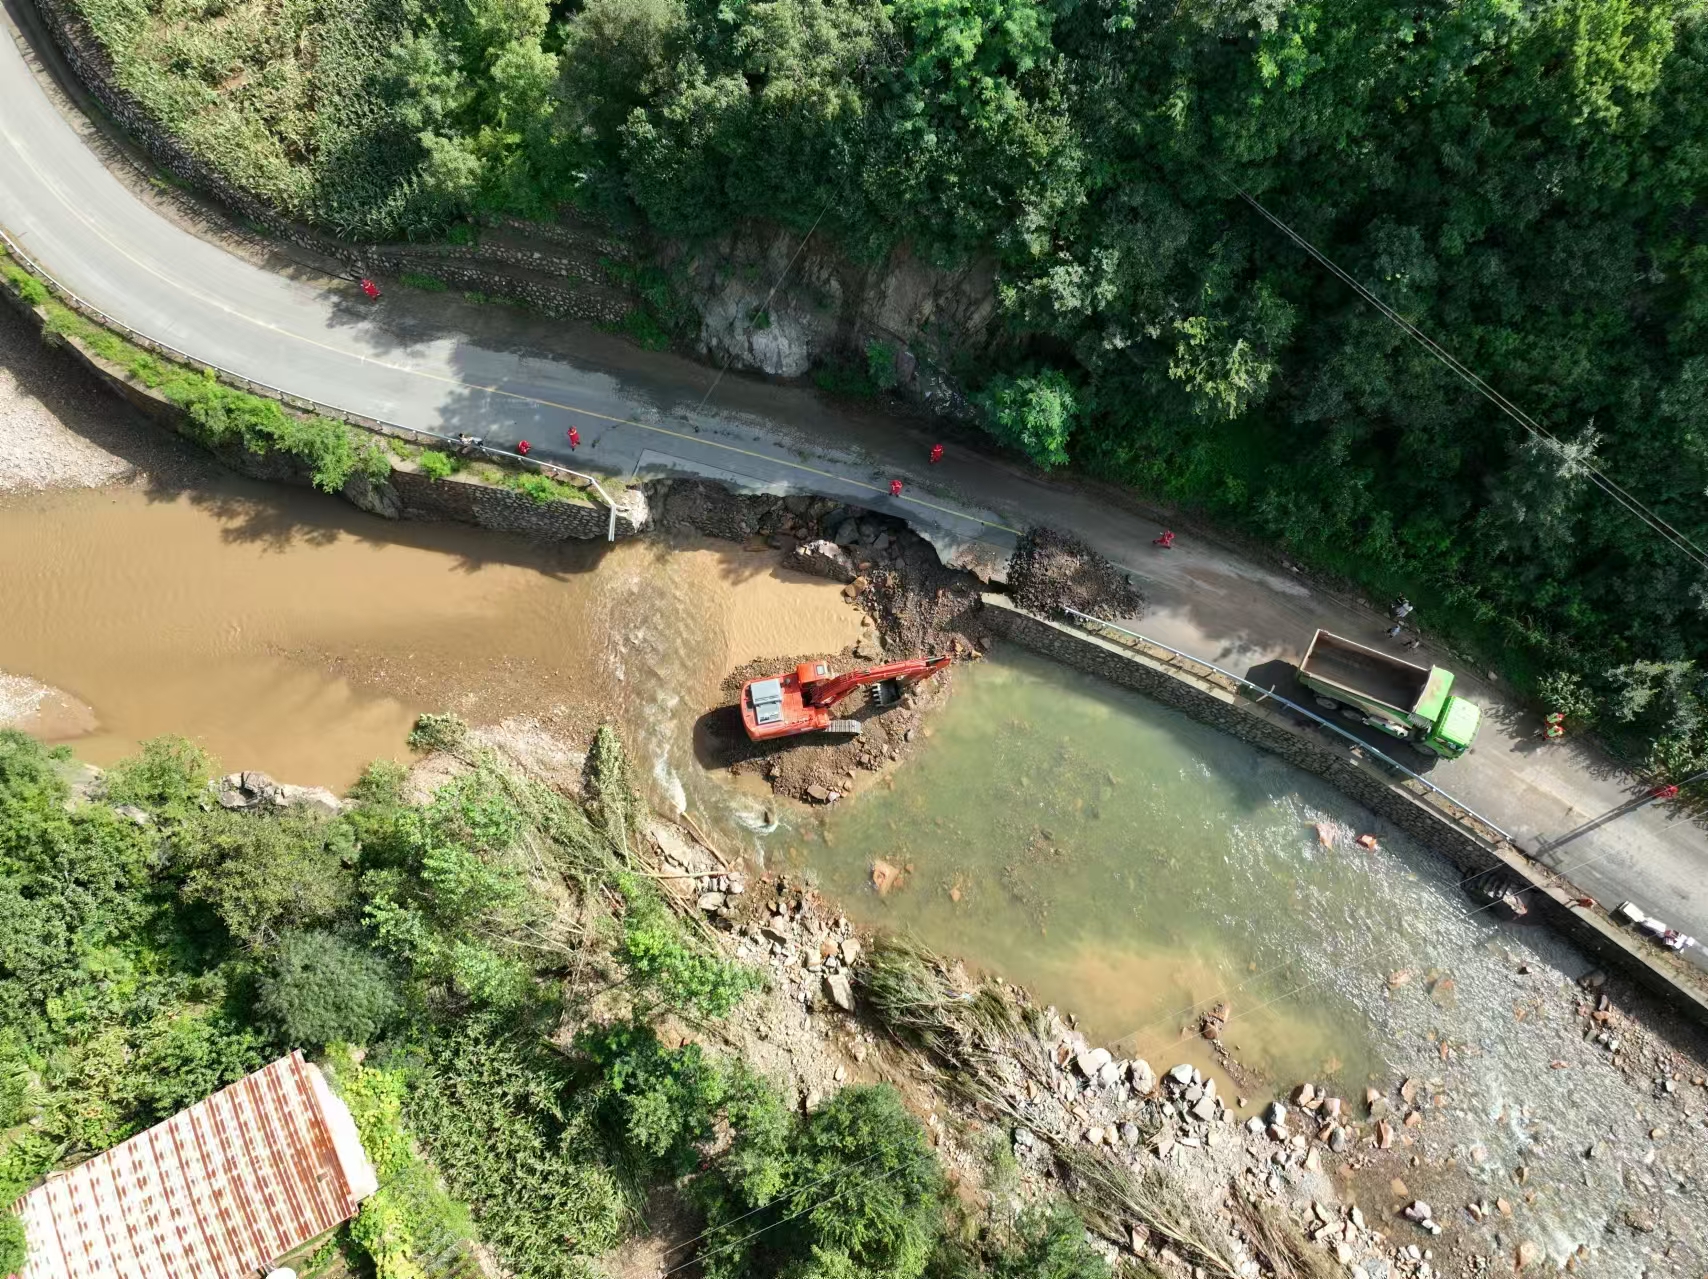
left=661, top=483, right=991, bottom=803
left=1007, top=527, right=1144, bottom=619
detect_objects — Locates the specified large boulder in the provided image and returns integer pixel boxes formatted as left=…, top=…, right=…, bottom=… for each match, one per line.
left=792, top=539, right=856, bottom=583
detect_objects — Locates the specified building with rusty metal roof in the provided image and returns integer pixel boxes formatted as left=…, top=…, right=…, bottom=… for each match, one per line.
left=10, top=1050, right=377, bottom=1279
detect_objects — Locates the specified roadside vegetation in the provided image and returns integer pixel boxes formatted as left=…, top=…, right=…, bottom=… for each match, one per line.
left=0, top=725, right=1110, bottom=1278
left=56, top=0, right=1708, bottom=774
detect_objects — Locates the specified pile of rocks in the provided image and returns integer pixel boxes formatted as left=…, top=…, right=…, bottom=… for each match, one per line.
left=732, top=878, right=863, bottom=1016
left=651, top=821, right=747, bottom=917
left=213, top=770, right=341, bottom=814
left=1006, top=527, right=1145, bottom=619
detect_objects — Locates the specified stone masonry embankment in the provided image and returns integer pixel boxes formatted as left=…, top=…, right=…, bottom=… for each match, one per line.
left=0, top=277, right=646, bottom=541
left=980, top=594, right=1708, bottom=1029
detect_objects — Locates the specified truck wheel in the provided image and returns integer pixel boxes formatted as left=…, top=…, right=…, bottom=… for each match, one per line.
left=1340, top=709, right=1368, bottom=725
left=1314, top=697, right=1341, bottom=711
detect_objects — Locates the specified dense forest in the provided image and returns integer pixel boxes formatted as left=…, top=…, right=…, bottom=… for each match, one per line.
left=67, top=0, right=1708, bottom=770
left=0, top=724, right=1118, bottom=1277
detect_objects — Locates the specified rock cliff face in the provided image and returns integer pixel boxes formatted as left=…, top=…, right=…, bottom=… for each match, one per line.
left=674, top=224, right=997, bottom=394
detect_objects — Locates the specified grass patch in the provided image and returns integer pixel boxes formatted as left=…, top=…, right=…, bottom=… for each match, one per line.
left=399, top=271, right=449, bottom=292
left=0, top=250, right=389, bottom=494
left=419, top=449, right=459, bottom=480
left=0, top=255, right=48, bottom=306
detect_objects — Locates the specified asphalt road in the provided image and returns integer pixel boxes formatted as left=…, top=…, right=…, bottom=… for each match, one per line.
left=1, top=10, right=1703, bottom=970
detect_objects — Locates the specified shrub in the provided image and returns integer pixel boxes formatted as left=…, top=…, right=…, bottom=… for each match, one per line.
left=1537, top=670, right=1600, bottom=724
left=407, top=712, right=467, bottom=753
left=259, top=930, right=401, bottom=1047
left=513, top=472, right=564, bottom=504
left=172, top=808, right=355, bottom=948
left=100, top=735, right=212, bottom=824
left=986, top=1202, right=1109, bottom=1279
left=699, top=1085, right=945, bottom=1279
left=332, top=1056, right=478, bottom=1279
left=616, top=307, right=672, bottom=350
left=866, top=341, right=900, bottom=391
left=418, top=450, right=456, bottom=481
left=404, top=1022, right=633, bottom=1278
left=575, top=1020, right=736, bottom=1177
left=975, top=370, right=1077, bottom=470
left=621, top=897, right=760, bottom=1018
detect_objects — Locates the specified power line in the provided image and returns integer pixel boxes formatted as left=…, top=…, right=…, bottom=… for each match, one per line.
left=662, top=1153, right=929, bottom=1277
left=1228, top=181, right=1708, bottom=575
left=690, top=192, right=842, bottom=421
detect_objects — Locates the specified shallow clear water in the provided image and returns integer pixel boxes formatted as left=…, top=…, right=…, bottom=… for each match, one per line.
left=735, top=650, right=1679, bottom=1269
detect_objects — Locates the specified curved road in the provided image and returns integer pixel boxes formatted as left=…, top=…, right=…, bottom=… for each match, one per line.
left=1, top=8, right=1704, bottom=975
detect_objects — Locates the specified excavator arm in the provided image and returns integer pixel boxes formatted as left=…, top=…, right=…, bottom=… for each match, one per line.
left=803, top=655, right=953, bottom=707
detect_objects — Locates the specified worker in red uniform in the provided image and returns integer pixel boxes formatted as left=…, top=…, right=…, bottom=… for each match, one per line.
left=929, top=443, right=944, bottom=464
left=1650, top=783, right=1680, bottom=801
left=890, top=479, right=904, bottom=497
left=517, top=440, right=531, bottom=456
left=360, top=278, right=380, bottom=300
left=567, top=427, right=580, bottom=450
left=1153, top=530, right=1175, bottom=549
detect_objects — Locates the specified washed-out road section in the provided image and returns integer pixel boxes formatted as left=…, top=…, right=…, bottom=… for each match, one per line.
left=0, top=6, right=1702, bottom=970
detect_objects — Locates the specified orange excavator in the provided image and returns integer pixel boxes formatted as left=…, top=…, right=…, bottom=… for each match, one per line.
left=739, top=656, right=952, bottom=742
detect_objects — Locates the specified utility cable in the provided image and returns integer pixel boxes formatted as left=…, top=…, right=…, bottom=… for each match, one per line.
left=1227, top=180, right=1708, bottom=574
left=690, top=191, right=843, bottom=421
left=658, top=1147, right=889, bottom=1257
left=661, top=1153, right=930, bottom=1276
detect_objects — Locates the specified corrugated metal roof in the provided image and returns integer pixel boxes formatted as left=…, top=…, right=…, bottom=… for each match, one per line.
left=12, top=1051, right=377, bottom=1279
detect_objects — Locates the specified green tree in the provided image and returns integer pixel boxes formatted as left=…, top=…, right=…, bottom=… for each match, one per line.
left=700, top=1085, right=945, bottom=1279
left=99, top=735, right=210, bottom=824
left=975, top=370, right=1078, bottom=468
left=172, top=808, right=355, bottom=948
left=259, top=930, right=402, bottom=1048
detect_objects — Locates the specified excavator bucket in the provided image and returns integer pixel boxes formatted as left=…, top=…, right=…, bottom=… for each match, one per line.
left=868, top=680, right=903, bottom=708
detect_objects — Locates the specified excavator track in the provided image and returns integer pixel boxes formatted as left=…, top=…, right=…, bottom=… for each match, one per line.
left=824, top=719, right=863, bottom=735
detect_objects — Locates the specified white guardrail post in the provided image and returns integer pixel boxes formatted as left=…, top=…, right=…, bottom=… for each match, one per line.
left=1060, top=606, right=1515, bottom=844
left=0, top=226, right=624, bottom=541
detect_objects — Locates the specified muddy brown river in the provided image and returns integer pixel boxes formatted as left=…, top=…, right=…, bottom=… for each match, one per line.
left=0, top=478, right=861, bottom=783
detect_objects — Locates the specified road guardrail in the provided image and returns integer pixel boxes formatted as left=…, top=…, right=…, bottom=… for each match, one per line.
left=1061, top=606, right=1516, bottom=844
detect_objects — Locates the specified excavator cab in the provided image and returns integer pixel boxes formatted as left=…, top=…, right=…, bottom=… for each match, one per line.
left=738, top=655, right=951, bottom=742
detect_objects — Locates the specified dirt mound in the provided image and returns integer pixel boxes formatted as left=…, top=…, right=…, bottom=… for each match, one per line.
left=1007, top=527, right=1144, bottom=619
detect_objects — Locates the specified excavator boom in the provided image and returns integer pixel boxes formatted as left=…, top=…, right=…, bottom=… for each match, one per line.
left=738, top=655, right=951, bottom=742
left=804, top=656, right=953, bottom=707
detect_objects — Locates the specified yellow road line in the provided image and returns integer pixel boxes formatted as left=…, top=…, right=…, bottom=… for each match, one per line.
left=2, top=126, right=1019, bottom=537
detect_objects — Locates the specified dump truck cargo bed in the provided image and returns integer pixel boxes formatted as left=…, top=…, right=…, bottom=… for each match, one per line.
left=1299, top=631, right=1430, bottom=712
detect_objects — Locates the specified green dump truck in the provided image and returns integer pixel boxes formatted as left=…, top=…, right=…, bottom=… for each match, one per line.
left=1295, top=630, right=1481, bottom=758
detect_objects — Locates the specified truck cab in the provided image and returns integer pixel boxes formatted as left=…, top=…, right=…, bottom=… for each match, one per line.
left=1295, top=630, right=1481, bottom=758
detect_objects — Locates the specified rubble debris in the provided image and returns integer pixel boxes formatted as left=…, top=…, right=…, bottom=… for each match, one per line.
left=1006, top=527, right=1145, bottom=619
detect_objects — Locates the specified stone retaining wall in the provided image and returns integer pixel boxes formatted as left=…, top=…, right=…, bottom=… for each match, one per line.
left=391, top=468, right=641, bottom=540
left=360, top=251, right=630, bottom=325
left=1, top=279, right=646, bottom=542
left=981, top=595, right=1708, bottom=1027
